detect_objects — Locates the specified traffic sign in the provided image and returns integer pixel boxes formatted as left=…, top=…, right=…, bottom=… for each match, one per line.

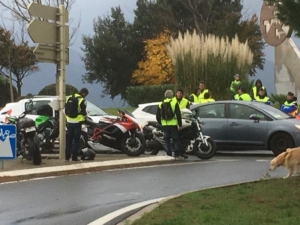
left=28, top=2, right=69, bottom=23
left=27, top=20, right=69, bottom=46
left=33, top=44, right=69, bottom=64
left=0, top=124, right=16, bottom=160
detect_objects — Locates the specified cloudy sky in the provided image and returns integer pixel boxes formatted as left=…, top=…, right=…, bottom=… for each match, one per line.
left=2, top=0, right=300, bottom=107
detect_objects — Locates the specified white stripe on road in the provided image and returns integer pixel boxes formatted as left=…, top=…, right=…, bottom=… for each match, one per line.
left=87, top=197, right=168, bottom=225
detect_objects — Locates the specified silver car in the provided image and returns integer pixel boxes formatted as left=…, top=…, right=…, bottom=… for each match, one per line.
left=191, top=101, right=300, bottom=155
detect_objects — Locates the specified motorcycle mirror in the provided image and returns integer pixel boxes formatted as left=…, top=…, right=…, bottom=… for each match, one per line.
left=25, top=99, right=34, bottom=112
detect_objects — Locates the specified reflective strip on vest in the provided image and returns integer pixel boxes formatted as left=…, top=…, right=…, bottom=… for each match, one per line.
left=66, top=93, right=85, bottom=122
left=198, top=89, right=209, bottom=100
left=159, top=98, right=178, bottom=126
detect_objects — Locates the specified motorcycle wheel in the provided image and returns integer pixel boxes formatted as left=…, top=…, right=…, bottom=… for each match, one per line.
left=193, top=138, right=217, bottom=160
left=28, top=137, right=42, bottom=165
left=121, top=132, right=146, bottom=156
left=144, top=147, right=160, bottom=155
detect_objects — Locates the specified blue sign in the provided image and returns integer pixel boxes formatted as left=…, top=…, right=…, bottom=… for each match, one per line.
left=0, top=124, right=17, bottom=160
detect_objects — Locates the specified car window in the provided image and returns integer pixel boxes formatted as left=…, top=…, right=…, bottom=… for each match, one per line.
left=229, top=103, right=266, bottom=120
left=196, top=104, right=225, bottom=118
left=29, top=100, right=51, bottom=115
left=250, top=102, right=292, bottom=120
left=142, top=105, right=158, bottom=115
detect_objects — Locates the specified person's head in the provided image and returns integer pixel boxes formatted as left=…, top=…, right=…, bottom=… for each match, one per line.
left=255, top=79, right=262, bottom=88
left=287, top=92, right=294, bottom=101
left=234, top=74, right=239, bottom=81
left=204, top=92, right=210, bottom=99
left=79, top=88, right=89, bottom=98
left=199, top=81, right=205, bottom=90
left=238, top=86, right=246, bottom=95
left=258, top=88, right=266, bottom=97
left=164, top=90, right=174, bottom=99
left=176, top=88, right=184, bottom=99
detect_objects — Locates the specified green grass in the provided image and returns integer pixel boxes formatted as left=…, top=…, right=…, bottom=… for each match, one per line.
left=132, top=177, right=300, bottom=225
left=103, top=107, right=136, bottom=116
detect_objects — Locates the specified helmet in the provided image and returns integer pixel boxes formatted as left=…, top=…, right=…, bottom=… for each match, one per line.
left=181, top=108, right=193, bottom=120
left=81, top=148, right=96, bottom=160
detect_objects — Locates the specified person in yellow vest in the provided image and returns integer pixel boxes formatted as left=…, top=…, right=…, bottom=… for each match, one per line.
left=250, top=79, right=267, bottom=99
left=65, top=88, right=89, bottom=162
left=189, top=87, right=200, bottom=103
left=174, top=88, right=190, bottom=109
left=230, top=74, right=241, bottom=97
left=237, top=87, right=252, bottom=101
left=254, top=88, right=271, bottom=105
left=200, top=92, right=215, bottom=103
left=156, top=90, right=188, bottom=159
left=198, top=81, right=210, bottom=101
left=280, top=92, right=298, bottom=117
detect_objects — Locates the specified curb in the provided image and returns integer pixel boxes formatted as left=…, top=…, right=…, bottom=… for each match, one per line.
left=0, top=156, right=174, bottom=183
left=110, top=179, right=262, bottom=225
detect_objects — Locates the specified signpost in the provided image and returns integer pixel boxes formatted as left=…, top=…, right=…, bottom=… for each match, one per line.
left=0, top=124, right=17, bottom=170
left=27, top=2, right=69, bottom=160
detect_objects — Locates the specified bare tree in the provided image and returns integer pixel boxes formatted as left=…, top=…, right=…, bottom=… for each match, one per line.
left=0, top=0, right=80, bottom=45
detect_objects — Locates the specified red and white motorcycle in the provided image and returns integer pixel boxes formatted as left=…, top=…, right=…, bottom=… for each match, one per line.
left=80, top=110, right=146, bottom=156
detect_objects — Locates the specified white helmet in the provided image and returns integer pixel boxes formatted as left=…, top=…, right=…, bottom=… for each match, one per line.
left=181, top=108, right=193, bottom=120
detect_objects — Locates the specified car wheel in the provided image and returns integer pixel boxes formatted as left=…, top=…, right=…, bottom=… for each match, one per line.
left=270, top=132, right=294, bottom=156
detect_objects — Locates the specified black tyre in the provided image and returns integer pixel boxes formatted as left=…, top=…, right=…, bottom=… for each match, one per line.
left=121, top=132, right=146, bottom=156
left=28, top=137, right=42, bottom=165
left=270, top=132, right=294, bottom=156
left=144, top=147, right=160, bottom=155
left=193, top=138, right=217, bottom=160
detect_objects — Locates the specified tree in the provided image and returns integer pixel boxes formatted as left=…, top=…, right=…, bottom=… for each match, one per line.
left=82, top=7, right=141, bottom=99
left=131, top=30, right=174, bottom=85
left=38, top=83, right=78, bottom=96
left=0, top=0, right=80, bottom=44
left=267, top=0, right=300, bottom=37
left=0, top=76, right=17, bottom=106
left=0, top=27, right=38, bottom=97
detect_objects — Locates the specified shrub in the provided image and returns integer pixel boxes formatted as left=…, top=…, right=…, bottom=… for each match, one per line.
left=38, top=83, right=79, bottom=96
left=126, top=84, right=175, bottom=107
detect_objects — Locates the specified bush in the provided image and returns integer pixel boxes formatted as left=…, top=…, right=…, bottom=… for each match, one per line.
left=38, top=83, right=79, bottom=96
left=126, top=84, right=175, bottom=107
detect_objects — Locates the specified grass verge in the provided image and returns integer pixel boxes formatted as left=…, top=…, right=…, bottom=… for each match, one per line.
left=103, top=107, right=136, bottom=116
left=132, top=177, right=300, bottom=225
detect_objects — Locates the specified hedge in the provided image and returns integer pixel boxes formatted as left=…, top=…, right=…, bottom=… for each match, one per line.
left=126, top=84, right=175, bottom=107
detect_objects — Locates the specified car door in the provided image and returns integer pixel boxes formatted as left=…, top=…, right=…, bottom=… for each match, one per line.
left=194, top=103, right=228, bottom=143
left=227, top=103, right=268, bottom=146
left=137, top=104, right=158, bottom=126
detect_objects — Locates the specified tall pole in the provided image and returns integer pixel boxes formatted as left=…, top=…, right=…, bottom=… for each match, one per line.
left=58, top=4, right=66, bottom=160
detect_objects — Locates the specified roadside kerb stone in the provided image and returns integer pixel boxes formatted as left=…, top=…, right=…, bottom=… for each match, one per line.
left=0, top=156, right=174, bottom=183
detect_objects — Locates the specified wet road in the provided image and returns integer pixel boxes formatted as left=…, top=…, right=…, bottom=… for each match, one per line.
left=0, top=153, right=287, bottom=225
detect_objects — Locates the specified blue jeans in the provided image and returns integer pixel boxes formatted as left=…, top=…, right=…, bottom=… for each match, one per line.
left=163, top=125, right=181, bottom=157
left=66, top=123, right=81, bottom=160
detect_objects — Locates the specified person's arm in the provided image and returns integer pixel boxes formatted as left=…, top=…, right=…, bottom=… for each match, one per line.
left=80, top=99, right=87, bottom=116
left=156, top=106, right=162, bottom=125
left=174, top=103, right=182, bottom=127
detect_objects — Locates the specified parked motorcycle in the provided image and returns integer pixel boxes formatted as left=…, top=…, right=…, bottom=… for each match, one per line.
left=143, top=109, right=217, bottom=159
left=35, top=105, right=59, bottom=153
left=5, top=106, right=41, bottom=165
left=81, top=110, right=146, bottom=156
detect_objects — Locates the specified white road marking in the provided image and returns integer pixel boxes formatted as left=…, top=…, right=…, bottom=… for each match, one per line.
left=87, top=197, right=168, bottom=225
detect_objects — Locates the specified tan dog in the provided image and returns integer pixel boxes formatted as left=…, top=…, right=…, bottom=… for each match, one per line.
left=269, top=147, right=300, bottom=179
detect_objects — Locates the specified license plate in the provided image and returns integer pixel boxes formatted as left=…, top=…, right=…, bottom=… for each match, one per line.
left=25, top=126, right=36, bottom=133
